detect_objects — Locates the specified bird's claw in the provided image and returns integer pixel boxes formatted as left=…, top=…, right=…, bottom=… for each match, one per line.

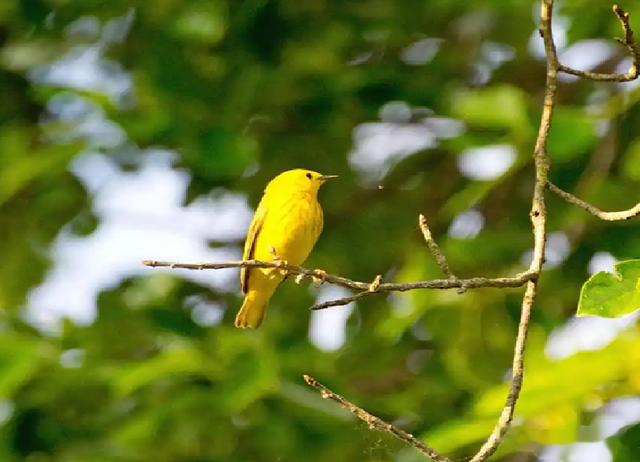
left=276, top=260, right=289, bottom=277
left=369, top=274, right=382, bottom=292
left=268, top=245, right=289, bottom=275
left=311, top=269, right=328, bottom=286
left=268, top=245, right=280, bottom=260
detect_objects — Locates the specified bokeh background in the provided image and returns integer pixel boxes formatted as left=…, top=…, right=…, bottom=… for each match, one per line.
left=2, top=0, right=640, bottom=461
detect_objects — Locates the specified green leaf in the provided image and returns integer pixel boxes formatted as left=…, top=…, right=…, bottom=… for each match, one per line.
left=547, top=107, right=597, bottom=162
left=608, top=422, right=640, bottom=462
left=0, top=127, right=81, bottom=206
left=194, top=128, right=258, bottom=180
left=622, top=138, right=640, bottom=181
left=0, top=334, right=40, bottom=397
left=171, top=3, right=227, bottom=44
left=450, top=84, right=532, bottom=138
left=424, top=334, right=634, bottom=452
left=577, top=260, right=640, bottom=318
left=422, top=418, right=496, bottom=453
left=113, top=346, right=223, bottom=397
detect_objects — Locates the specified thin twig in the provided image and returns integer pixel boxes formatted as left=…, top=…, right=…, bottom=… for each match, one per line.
left=143, top=260, right=536, bottom=294
left=548, top=182, right=640, bottom=221
left=311, top=290, right=376, bottom=310
left=419, top=214, right=455, bottom=280
left=558, top=4, right=639, bottom=82
left=310, top=274, right=386, bottom=310
left=303, top=375, right=451, bottom=462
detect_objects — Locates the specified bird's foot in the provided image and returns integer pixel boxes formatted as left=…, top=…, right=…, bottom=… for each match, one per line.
left=311, top=269, right=328, bottom=286
left=369, top=274, right=383, bottom=292
left=268, top=245, right=289, bottom=275
left=268, top=245, right=280, bottom=260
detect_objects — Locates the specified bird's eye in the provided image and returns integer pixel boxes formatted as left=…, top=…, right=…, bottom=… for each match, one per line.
left=305, top=172, right=313, bottom=180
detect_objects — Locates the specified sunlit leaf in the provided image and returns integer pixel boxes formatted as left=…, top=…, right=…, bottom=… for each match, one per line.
left=113, top=346, right=223, bottom=397
left=450, top=84, right=532, bottom=138
left=577, top=260, right=640, bottom=318
left=0, top=334, right=39, bottom=398
left=547, top=107, right=597, bottom=162
left=0, top=127, right=81, bottom=206
left=622, top=138, right=640, bottom=181
left=425, top=335, right=638, bottom=451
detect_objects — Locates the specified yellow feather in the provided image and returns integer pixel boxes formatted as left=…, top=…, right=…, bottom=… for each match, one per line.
left=234, top=169, right=335, bottom=328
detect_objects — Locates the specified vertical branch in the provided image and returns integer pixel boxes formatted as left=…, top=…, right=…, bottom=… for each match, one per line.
left=468, top=1, right=556, bottom=460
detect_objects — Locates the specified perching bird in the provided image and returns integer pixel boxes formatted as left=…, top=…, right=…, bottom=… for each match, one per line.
left=235, top=169, right=337, bottom=328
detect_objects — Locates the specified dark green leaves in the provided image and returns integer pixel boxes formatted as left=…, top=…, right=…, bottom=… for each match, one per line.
left=608, top=422, right=640, bottom=462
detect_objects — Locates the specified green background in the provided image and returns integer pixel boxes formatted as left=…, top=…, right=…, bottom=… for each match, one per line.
left=1, top=0, right=640, bottom=461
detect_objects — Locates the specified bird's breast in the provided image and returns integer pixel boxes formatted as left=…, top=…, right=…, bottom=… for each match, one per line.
left=254, top=194, right=323, bottom=266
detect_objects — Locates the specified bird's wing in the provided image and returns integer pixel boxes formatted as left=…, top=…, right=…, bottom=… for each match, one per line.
left=240, top=201, right=267, bottom=294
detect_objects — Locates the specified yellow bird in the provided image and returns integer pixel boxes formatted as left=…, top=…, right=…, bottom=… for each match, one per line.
left=235, top=169, right=337, bottom=328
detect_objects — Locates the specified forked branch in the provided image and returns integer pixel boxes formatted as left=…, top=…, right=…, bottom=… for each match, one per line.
left=558, top=4, right=639, bottom=81
left=143, top=259, right=536, bottom=308
left=548, top=182, right=640, bottom=221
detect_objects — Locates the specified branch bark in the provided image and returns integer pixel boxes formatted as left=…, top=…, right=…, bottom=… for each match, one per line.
left=143, top=259, right=536, bottom=299
left=558, top=4, right=639, bottom=82
left=304, top=375, right=451, bottom=462
left=418, top=214, right=456, bottom=280
left=548, top=182, right=640, bottom=221
left=467, top=1, right=557, bottom=459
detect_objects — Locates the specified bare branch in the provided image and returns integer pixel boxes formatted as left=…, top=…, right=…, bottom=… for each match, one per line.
left=310, top=290, right=376, bottom=310
left=311, top=274, right=385, bottom=310
left=558, top=4, right=639, bottom=82
left=303, top=375, right=451, bottom=462
left=469, top=281, right=537, bottom=462
left=468, top=0, right=557, bottom=460
left=419, top=214, right=455, bottom=280
left=143, top=259, right=536, bottom=295
left=548, top=182, right=640, bottom=221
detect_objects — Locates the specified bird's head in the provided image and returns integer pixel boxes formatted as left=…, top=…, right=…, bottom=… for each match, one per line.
left=266, top=169, right=338, bottom=197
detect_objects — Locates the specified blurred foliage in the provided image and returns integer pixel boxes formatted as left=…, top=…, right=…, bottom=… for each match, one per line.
left=1, top=0, right=640, bottom=461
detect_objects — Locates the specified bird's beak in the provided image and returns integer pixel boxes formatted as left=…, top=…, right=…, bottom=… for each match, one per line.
left=318, top=174, right=339, bottom=181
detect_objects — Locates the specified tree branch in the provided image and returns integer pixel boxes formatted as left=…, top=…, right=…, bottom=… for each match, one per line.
left=303, top=375, right=451, bottom=462
left=558, top=4, right=639, bottom=82
left=468, top=0, right=558, bottom=459
left=419, top=214, right=456, bottom=280
left=143, top=259, right=536, bottom=297
left=548, top=182, right=640, bottom=221
left=310, top=287, right=376, bottom=310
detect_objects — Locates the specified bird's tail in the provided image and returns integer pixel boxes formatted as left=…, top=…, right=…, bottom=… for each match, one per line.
left=235, top=291, right=268, bottom=328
